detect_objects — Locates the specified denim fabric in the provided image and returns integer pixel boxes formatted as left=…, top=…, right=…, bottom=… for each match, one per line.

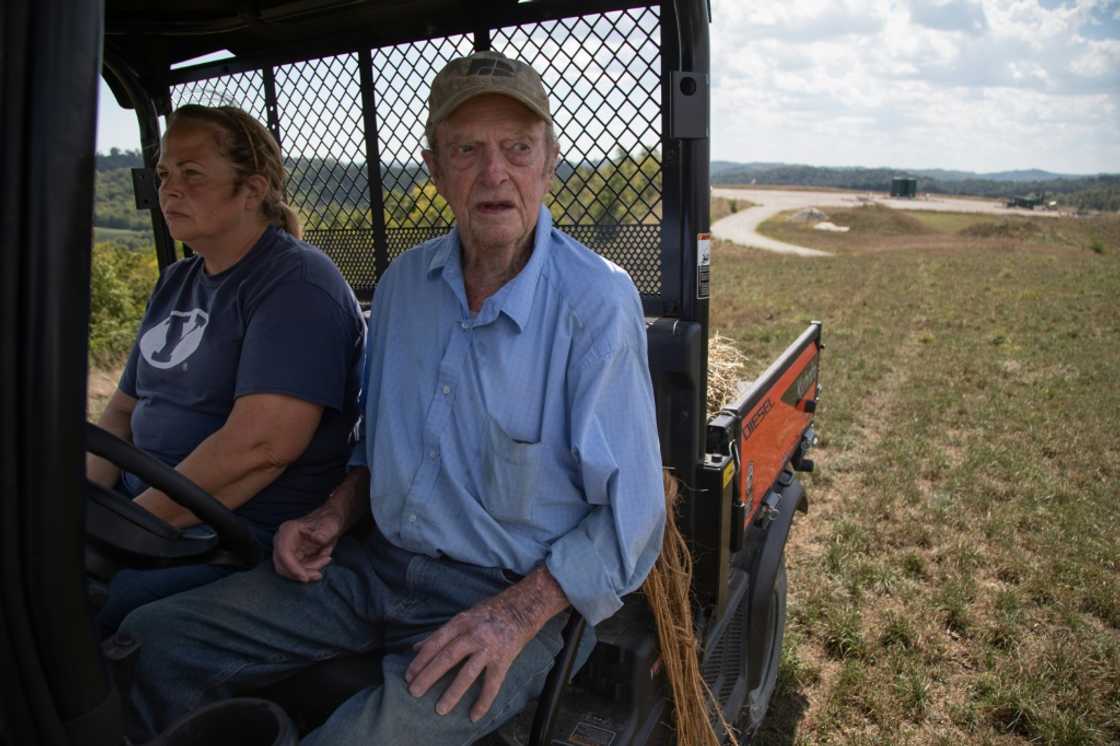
left=96, top=524, right=274, bottom=637
left=98, top=561, right=237, bottom=637
left=122, top=529, right=569, bottom=745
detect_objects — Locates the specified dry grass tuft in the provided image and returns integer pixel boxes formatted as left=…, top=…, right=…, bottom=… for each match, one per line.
left=707, top=331, right=750, bottom=416
left=959, top=219, right=1044, bottom=240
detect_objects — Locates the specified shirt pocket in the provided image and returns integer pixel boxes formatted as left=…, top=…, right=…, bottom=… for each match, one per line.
left=480, top=414, right=540, bottom=525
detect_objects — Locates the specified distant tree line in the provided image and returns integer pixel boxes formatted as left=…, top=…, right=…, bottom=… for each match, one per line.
left=712, top=163, right=1120, bottom=212
left=291, top=147, right=660, bottom=230
left=97, top=148, right=144, bottom=171
left=96, top=148, right=663, bottom=233
left=97, top=149, right=1118, bottom=239
left=95, top=169, right=152, bottom=231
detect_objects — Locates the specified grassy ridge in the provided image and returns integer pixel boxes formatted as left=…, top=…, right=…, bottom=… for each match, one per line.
left=711, top=210, right=1120, bottom=743
left=755, top=203, right=1118, bottom=257
left=711, top=163, right=1120, bottom=212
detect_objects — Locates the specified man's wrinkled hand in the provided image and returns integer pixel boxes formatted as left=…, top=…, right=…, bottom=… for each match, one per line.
left=272, top=510, right=343, bottom=582
left=404, top=594, right=536, bottom=722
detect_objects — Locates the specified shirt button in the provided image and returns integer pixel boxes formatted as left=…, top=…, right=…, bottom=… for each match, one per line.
left=442, top=384, right=451, bottom=395
left=408, top=513, right=417, bottom=523
left=429, top=449, right=438, bottom=459
left=460, top=321, right=469, bottom=330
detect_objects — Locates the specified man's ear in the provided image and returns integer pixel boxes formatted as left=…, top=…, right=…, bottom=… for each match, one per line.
left=422, top=149, right=441, bottom=189
left=544, top=144, right=561, bottom=182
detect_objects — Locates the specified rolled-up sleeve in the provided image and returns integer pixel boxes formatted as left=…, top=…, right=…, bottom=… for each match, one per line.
left=546, top=340, right=665, bottom=625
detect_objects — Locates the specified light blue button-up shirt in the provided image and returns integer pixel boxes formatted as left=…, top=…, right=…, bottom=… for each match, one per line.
left=351, top=206, right=665, bottom=624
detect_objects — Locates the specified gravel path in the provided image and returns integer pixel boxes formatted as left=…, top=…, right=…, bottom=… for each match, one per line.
left=710, top=187, right=1057, bottom=256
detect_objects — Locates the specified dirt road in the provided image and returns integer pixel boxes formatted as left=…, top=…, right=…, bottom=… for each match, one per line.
left=710, top=187, right=1057, bottom=256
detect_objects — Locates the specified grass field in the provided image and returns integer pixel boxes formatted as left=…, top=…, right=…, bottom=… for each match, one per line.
left=712, top=206, right=1120, bottom=744
left=755, top=203, right=1117, bottom=258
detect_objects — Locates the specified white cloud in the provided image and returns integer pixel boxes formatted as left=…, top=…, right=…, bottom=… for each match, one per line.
left=95, top=2, right=1119, bottom=174
left=711, top=0, right=1120, bottom=172
left=909, top=0, right=991, bottom=34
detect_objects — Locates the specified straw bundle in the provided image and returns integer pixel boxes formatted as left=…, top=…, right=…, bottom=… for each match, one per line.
left=642, top=471, right=739, bottom=746
left=706, top=333, right=749, bottom=417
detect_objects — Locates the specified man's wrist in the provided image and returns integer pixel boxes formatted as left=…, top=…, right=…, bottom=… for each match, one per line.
left=501, top=566, right=570, bottom=637
left=324, top=466, right=370, bottom=529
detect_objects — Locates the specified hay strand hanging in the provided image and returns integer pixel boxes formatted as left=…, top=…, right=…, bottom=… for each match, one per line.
left=642, top=471, right=739, bottom=746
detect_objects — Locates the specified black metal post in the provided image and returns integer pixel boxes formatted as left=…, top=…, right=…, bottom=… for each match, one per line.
left=358, top=49, right=389, bottom=283
left=661, top=0, right=711, bottom=473
left=527, top=613, right=587, bottom=746
left=102, top=55, right=179, bottom=271
left=473, top=28, right=491, bottom=52
left=262, top=65, right=283, bottom=149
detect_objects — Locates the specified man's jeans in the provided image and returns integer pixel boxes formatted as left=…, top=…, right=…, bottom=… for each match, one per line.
left=121, top=528, right=569, bottom=745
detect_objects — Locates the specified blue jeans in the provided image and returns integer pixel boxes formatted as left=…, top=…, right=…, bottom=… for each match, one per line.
left=96, top=525, right=274, bottom=637
left=121, top=529, right=571, bottom=745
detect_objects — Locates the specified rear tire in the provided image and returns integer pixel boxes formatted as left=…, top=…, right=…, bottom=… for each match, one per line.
left=738, top=555, right=787, bottom=738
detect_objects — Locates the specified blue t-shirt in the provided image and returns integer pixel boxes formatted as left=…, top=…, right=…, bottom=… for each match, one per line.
left=119, top=225, right=365, bottom=531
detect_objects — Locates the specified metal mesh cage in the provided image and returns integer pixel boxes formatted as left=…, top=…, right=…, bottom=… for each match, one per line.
left=276, top=54, right=369, bottom=230
left=371, top=34, right=475, bottom=266
left=172, top=71, right=267, bottom=122
left=169, top=5, right=663, bottom=300
left=275, top=54, right=377, bottom=293
left=494, top=6, right=662, bottom=294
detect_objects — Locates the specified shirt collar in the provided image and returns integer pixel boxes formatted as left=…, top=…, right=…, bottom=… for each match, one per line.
left=426, top=205, right=553, bottom=332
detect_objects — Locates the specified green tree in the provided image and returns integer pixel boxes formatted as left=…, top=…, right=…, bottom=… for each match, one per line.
left=89, top=242, right=158, bottom=365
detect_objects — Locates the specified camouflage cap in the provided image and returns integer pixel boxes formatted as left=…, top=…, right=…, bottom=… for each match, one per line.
left=426, top=51, right=552, bottom=137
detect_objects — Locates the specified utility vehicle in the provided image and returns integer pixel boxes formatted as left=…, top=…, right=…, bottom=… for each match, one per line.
left=1, top=1, right=821, bottom=743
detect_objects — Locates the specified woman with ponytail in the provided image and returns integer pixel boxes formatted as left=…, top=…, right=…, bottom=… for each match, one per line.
left=88, top=105, right=366, bottom=635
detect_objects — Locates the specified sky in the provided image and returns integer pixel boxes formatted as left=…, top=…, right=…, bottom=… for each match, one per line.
left=96, top=0, right=1120, bottom=175
left=709, top=0, right=1120, bottom=173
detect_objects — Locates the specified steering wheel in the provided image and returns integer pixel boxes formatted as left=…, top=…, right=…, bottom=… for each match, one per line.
left=85, top=422, right=259, bottom=568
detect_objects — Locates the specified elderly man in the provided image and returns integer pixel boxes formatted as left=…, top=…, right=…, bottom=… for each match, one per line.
left=122, top=51, right=665, bottom=745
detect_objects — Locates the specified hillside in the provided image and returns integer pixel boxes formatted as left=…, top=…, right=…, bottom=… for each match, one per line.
left=94, top=147, right=663, bottom=231
left=710, top=161, right=1120, bottom=212
left=94, top=152, right=1120, bottom=231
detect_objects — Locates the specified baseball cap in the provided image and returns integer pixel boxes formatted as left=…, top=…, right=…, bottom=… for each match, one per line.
left=426, top=51, right=552, bottom=136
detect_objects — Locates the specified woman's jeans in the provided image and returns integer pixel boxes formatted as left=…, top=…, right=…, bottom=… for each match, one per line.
left=120, top=528, right=571, bottom=745
left=96, top=524, right=274, bottom=637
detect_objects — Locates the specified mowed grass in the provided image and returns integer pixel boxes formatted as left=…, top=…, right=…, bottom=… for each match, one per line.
left=710, top=207, right=1120, bottom=745
left=756, top=203, right=1119, bottom=258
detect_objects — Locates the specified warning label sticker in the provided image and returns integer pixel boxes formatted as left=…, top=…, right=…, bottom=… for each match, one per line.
left=568, top=721, right=617, bottom=745
left=697, top=232, right=711, bottom=299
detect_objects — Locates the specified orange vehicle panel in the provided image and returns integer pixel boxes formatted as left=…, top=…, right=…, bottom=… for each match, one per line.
left=738, top=343, right=819, bottom=527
